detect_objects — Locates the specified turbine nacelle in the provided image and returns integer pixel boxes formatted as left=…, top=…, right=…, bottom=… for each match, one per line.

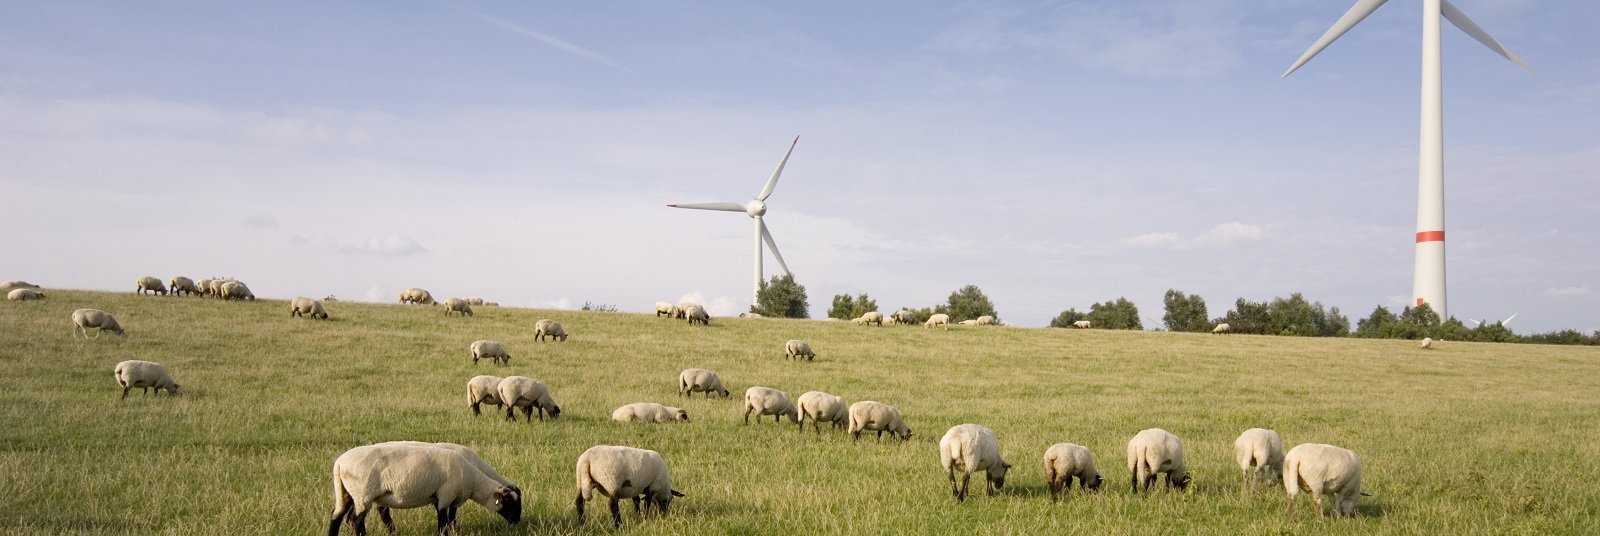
left=745, top=200, right=767, bottom=218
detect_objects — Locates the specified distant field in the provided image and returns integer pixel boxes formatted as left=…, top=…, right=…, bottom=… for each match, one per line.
left=2, top=289, right=1597, bottom=535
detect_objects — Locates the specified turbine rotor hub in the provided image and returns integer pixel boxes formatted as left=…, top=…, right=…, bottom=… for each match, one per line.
left=745, top=200, right=767, bottom=218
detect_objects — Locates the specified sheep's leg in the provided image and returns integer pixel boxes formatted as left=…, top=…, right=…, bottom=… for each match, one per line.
left=523, top=406, right=534, bottom=422
left=958, top=471, right=971, bottom=502
left=1049, top=478, right=1063, bottom=502
left=470, top=402, right=480, bottom=416
left=121, top=386, right=131, bottom=400
left=575, top=493, right=586, bottom=522
left=632, top=495, right=642, bottom=514
left=876, top=430, right=884, bottom=441
left=434, top=503, right=450, bottom=535
left=609, top=497, right=623, bottom=528
left=378, top=506, right=395, bottom=532
left=503, top=406, right=515, bottom=422
left=743, top=406, right=753, bottom=424
left=851, top=431, right=861, bottom=442
left=1313, top=491, right=1325, bottom=521
left=1130, top=472, right=1139, bottom=495
left=772, top=414, right=779, bottom=423
left=537, top=407, right=546, bottom=421
left=350, top=508, right=369, bottom=536
left=947, top=465, right=959, bottom=499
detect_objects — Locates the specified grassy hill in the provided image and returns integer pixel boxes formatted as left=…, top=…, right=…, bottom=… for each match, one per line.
left=2, top=289, right=1597, bottom=534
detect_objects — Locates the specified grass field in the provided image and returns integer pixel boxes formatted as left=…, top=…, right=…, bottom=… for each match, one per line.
left=2, top=289, right=1598, bottom=535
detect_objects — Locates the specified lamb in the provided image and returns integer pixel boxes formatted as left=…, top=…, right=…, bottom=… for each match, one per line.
left=683, top=304, right=709, bottom=326
left=925, top=313, right=950, bottom=330
left=327, top=442, right=521, bottom=535
left=1044, top=443, right=1103, bottom=501
left=168, top=276, right=201, bottom=296
left=497, top=376, right=561, bottom=422
left=574, top=445, right=684, bottom=528
left=466, top=375, right=505, bottom=415
left=470, top=340, right=512, bottom=365
left=958, top=319, right=978, bottom=326
left=399, top=287, right=436, bottom=305
left=1420, top=337, right=1434, bottom=349
left=847, top=401, right=913, bottom=442
left=892, top=310, right=916, bottom=325
left=220, top=280, right=255, bottom=301
left=1235, top=428, right=1285, bottom=488
left=784, top=339, right=815, bottom=361
left=71, top=308, right=125, bottom=338
left=612, top=402, right=690, bottom=423
left=743, top=386, right=799, bottom=424
left=1073, top=320, right=1092, bottom=329
left=1284, top=443, right=1366, bottom=520
left=290, top=297, right=329, bottom=320
left=939, top=424, right=1012, bottom=502
left=533, top=319, right=568, bottom=341
left=443, top=298, right=474, bottom=317
left=1213, top=323, right=1231, bottom=334
left=7, top=288, right=44, bottom=301
left=655, top=301, right=679, bottom=318
left=678, top=368, right=729, bottom=398
left=113, top=360, right=179, bottom=399
left=135, top=275, right=168, bottom=296
left=1127, top=428, right=1191, bottom=494
left=0, top=280, right=41, bottom=291
left=796, top=391, right=848, bottom=434
left=860, top=311, right=884, bottom=326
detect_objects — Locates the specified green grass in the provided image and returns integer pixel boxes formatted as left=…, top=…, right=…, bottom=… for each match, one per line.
left=2, top=289, right=1598, bottom=535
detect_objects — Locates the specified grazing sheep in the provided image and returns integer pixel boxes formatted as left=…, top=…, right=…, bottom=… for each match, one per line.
left=399, top=288, right=436, bottom=305
left=482, top=302, right=498, bottom=307
left=113, top=360, right=179, bottom=399
left=851, top=316, right=867, bottom=325
left=860, top=311, right=884, bottom=326
left=678, top=368, right=729, bottom=398
left=796, top=391, right=848, bottom=434
left=739, top=312, right=764, bottom=318
left=892, top=310, right=916, bottom=325
left=674, top=301, right=698, bottom=320
left=612, top=402, right=690, bottom=423
left=373, top=441, right=519, bottom=492
left=655, top=301, right=679, bottom=318
left=196, top=278, right=216, bottom=298
left=470, top=340, right=512, bottom=365
left=0, top=280, right=41, bottom=291
left=466, top=375, right=505, bottom=416
left=7, top=288, right=44, bottom=301
left=882, top=315, right=900, bottom=326
left=958, top=319, right=979, bottom=326
left=1420, top=337, right=1434, bottom=349
left=1044, top=443, right=1103, bottom=501
left=220, top=281, right=255, bottom=301
left=976, top=315, right=996, bottom=326
left=939, top=424, right=1011, bottom=502
left=135, top=276, right=167, bottom=296
left=574, top=445, right=684, bottom=528
left=1213, top=323, right=1231, bottom=334
left=327, top=443, right=521, bottom=535
left=1235, top=428, right=1285, bottom=488
left=168, top=276, right=201, bottom=296
left=497, top=376, right=560, bottom=422
left=743, top=386, right=799, bottom=425
left=1073, top=320, right=1092, bottom=329
left=290, top=297, right=329, bottom=320
left=443, top=298, right=474, bottom=317
left=848, top=401, right=913, bottom=442
left=71, top=308, right=124, bottom=338
left=465, top=297, right=485, bottom=305
left=1284, top=443, right=1366, bottom=520
left=533, top=319, right=568, bottom=341
left=683, top=304, right=709, bottom=326
left=1127, top=428, right=1191, bottom=494
left=925, top=313, right=950, bottom=330
left=784, top=339, right=815, bottom=361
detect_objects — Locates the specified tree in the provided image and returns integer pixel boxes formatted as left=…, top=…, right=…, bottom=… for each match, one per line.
left=937, top=284, right=998, bottom=323
left=827, top=292, right=877, bottom=320
left=1355, top=306, right=1397, bottom=338
left=1393, top=303, right=1441, bottom=340
left=899, top=306, right=935, bottom=325
left=1162, top=289, right=1210, bottom=332
left=1221, top=298, right=1269, bottom=335
left=1049, top=308, right=1087, bottom=328
left=753, top=274, right=809, bottom=319
left=1087, top=298, right=1142, bottom=330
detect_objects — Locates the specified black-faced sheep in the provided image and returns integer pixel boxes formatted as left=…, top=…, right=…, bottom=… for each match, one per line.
left=327, top=443, right=520, bottom=535
left=72, top=308, right=124, bottom=338
left=574, top=445, right=684, bottom=528
left=113, top=360, right=179, bottom=399
left=939, top=424, right=1011, bottom=502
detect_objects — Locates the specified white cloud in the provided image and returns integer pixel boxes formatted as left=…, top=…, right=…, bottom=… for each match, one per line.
left=537, top=298, right=576, bottom=310
left=1121, top=223, right=1263, bottom=249
left=363, top=285, right=387, bottom=302
left=341, top=234, right=427, bottom=257
left=1123, top=232, right=1182, bottom=248
left=678, top=292, right=741, bottom=317
left=1545, top=286, right=1593, bottom=297
left=241, top=213, right=278, bottom=230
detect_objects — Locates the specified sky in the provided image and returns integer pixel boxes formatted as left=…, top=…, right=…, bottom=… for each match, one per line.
left=2, top=1, right=1596, bottom=333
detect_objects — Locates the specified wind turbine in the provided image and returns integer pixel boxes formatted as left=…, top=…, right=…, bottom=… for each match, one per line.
left=668, top=137, right=800, bottom=305
left=1469, top=312, right=1517, bottom=328
left=1283, top=0, right=1531, bottom=320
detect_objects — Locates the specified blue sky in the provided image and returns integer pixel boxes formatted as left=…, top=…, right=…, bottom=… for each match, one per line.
left=2, top=1, right=1595, bottom=332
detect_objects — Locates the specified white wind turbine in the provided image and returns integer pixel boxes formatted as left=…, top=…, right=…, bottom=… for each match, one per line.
left=1469, top=312, right=1517, bottom=328
left=1283, top=0, right=1531, bottom=320
left=668, top=137, right=800, bottom=305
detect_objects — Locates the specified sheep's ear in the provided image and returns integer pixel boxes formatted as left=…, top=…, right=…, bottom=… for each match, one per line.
left=671, top=489, right=685, bottom=497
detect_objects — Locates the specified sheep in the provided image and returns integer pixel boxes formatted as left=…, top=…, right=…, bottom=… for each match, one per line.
left=196, top=278, right=216, bottom=297
left=882, top=315, right=900, bottom=326
left=1235, top=428, right=1285, bottom=489
left=1420, top=337, right=1434, bottom=349
left=860, top=311, right=884, bottom=326
left=7, top=288, right=44, bottom=301
left=204, top=277, right=231, bottom=298
left=892, top=310, right=916, bottom=325
left=327, top=442, right=521, bottom=535
left=470, top=340, right=512, bottom=365
left=1213, top=323, right=1231, bottom=334
left=443, top=298, right=474, bottom=317
left=113, top=360, right=179, bottom=399
left=465, top=297, right=485, bottom=305
left=399, top=287, right=436, bottom=305
left=482, top=302, right=499, bottom=307
left=683, top=304, right=709, bottom=326
left=135, top=275, right=168, bottom=296
left=1127, top=428, right=1191, bottom=494
left=168, top=276, right=201, bottom=296
left=740, top=312, right=764, bottom=318
left=466, top=375, right=505, bottom=415
left=373, top=441, right=519, bottom=492
left=1073, top=320, right=1092, bottom=329
left=612, top=402, right=690, bottom=423
left=925, top=313, right=950, bottom=330
left=574, top=445, right=684, bottom=528
left=71, top=308, right=124, bottom=338
left=290, top=297, right=329, bottom=320
left=784, top=339, right=815, bottom=361
left=533, top=319, right=568, bottom=341
left=851, top=316, right=867, bottom=325
left=655, top=301, right=679, bottom=318
left=796, top=391, right=847, bottom=434
left=976, top=315, right=997, bottom=325
left=220, top=280, right=255, bottom=301
left=848, top=401, right=913, bottom=442
left=0, top=280, right=41, bottom=291
left=939, top=424, right=1012, bottom=502
left=674, top=301, right=699, bottom=319
left=1284, top=443, right=1366, bottom=520
left=958, top=319, right=978, bottom=326
left=1044, top=443, right=1103, bottom=501
left=497, top=376, right=560, bottom=422
left=678, top=368, right=729, bottom=398
left=743, top=386, right=799, bottom=425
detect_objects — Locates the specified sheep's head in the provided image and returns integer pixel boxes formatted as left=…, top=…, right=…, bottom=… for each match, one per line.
left=719, top=388, right=730, bottom=398
left=652, top=489, right=686, bottom=513
left=1085, top=474, right=1104, bottom=491
left=491, top=487, right=521, bottom=524
left=675, top=409, right=690, bottom=422
left=547, top=405, right=561, bottom=419
left=989, top=463, right=1013, bottom=489
left=112, top=327, right=126, bottom=336
left=897, top=428, right=914, bottom=441
left=1169, top=472, right=1191, bottom=490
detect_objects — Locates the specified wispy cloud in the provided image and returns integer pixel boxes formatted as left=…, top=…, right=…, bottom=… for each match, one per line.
left=341, top=234, right=428, bottom=257
left=1545, top=286, right=1593, bottom=297
left=1123, top=222, right=1263, bottom=249
left=452, top=7, right=639, bottom=76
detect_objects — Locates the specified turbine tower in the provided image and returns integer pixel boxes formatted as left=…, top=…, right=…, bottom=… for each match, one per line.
left=1283, top=0, right=1530, bottom=320
left=668, top=137, right=800, bottom=305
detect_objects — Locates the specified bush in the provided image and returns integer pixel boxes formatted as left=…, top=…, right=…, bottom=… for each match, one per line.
left=753, top=274, right=809, bottom=319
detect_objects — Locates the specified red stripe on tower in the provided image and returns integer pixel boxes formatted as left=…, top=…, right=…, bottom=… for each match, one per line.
left=1416, top=231, right=1445, bottom=243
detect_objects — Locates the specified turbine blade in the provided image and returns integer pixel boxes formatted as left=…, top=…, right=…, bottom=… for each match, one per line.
left=1441, top=0, right=1533, bottom=72
left=1469, top=319, right=1483, bottom=327
left=668, top=202, right=745, bottom=212
left=756, top=136, right=799, bottom=202
left=1502, top=312, right=1518, bottom=326
left=759, top=220, right=791, bottom=275
left=1282, top=0, right=1391, bottom=78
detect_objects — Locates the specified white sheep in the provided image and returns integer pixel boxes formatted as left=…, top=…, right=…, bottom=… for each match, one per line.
left=892, top=310, right=916, bottom=325
left=848, top=401, right=913, bottom=442
left=655, top=301, right=679, bottom=318
left=739, top=312, right=764, bottom=318
left=71, top=308, right=124, bottom=338
left=860, top=311, right=884, bottom=326
left=784, top=339, right=815, bottom=361
left=465, top=297, right=485, bottom=305
left=574, top=445, right=684, bottom=528
left=1044, top=443, right=1103, bottom=500
left=497, top=376, right=560, bottom=422
left=678, top=368, right=729, bottom=398
left=466, top=375, right=505, bottom=415
left=976, top=315, right=996, bottom=325
left=925, top=313, right=950, bottom=330
left=7, top=288, right=44, bottom=301
left=470, top=340, right=512, bottom=365
left=327, top=443, right=521, bottom=535
left=373, top=441, right=519, bottom=492
left=1213, top=323, right=1231, bottom=334
left=1284, top=443, right=1367, bottom=520
left=483, top=301, right=499, bottom=307
left=443, top=298, right=474, bottom=317
left=1235, top=428, right=1285, bottom=488
left=204, top=278, right=229, bottom=298
left=796, top=391, right=848, bottom=434
left=290, top=297, right=329, bottom=320
left=683, top=304, right=709, bottom=326
left=399, top=287, right=436, bottom=305
left=958, top=319, right=978, bottom=326
left=1127, top=428, right=1191, bottom=494
left=534, top=319, right=568, bottom=341
left=1420, top=337, right=1434, bottom=349
left=0, top=280, right=41, bottom=291
left=220, top=280, right=255, bottom=301
left=882, top=315, right=900, bottom=326
left=612, top=402, right=690, bottom=423
left=135, top=275, right=167, bottom=296
left=169, top=276, right=201, bottom=296
left=196, top=278, right=215, bottom=298
left=1073, top=320, right=1092, bottom=329
left=743, top=386, right=799, bottom=425
left=113, top=360, right=179, bottom=399
left=674, top=301, right=699, bottom=319
left=939, top=424, right=1011, bottom=502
